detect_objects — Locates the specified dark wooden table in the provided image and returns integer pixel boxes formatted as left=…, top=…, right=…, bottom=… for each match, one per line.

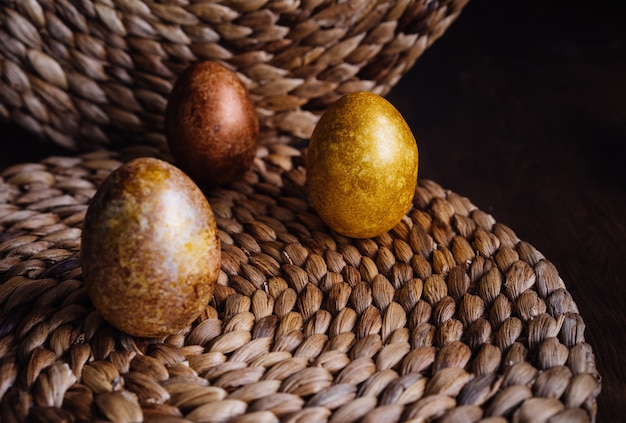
left=2, top=0, right=624, bottom=421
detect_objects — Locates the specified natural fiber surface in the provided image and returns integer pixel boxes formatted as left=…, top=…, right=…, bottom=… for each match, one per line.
left=0, top=144, right=600, bottom=422
left=0, top=0, right=468, bottom=150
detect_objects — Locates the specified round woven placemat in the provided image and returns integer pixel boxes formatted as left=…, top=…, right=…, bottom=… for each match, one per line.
left=0, top=143, right=600, bottom=422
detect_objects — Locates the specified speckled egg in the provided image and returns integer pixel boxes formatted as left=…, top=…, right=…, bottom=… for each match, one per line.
left=80, top=157, right=220, bottom=337
left=165, top=61, right=259, bottom=187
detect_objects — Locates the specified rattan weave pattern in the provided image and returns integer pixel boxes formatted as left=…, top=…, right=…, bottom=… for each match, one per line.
left=0, top=0, right=468, bottom=151
left=0, top=144, right=600, bottom=422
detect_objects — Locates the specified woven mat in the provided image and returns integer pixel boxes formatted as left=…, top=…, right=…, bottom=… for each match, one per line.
left=0, top=143, right=601, bottom=423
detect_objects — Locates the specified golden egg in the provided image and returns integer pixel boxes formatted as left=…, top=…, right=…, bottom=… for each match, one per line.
left=306, top=92, right=419, bottom=239
left=80, top=157, right=220, bottom=337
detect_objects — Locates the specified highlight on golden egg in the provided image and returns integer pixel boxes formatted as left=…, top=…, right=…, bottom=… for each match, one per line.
left=80, top=157, right=221, bottom=338
left=306, top=91, right=419, bottom=239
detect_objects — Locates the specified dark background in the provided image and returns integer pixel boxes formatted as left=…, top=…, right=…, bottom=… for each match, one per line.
left=2, top=0, right=625, bottom=420
left=389, top=0, right=626, bottom=420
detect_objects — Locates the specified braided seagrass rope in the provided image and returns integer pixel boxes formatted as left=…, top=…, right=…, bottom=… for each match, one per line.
left=0, top=0, right=468, bottom=150
left=0, top=144, right=600, bottom=422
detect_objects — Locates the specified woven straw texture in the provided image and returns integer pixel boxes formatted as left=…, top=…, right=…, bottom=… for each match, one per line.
left=0, top=0, right=468, bottom=151
left=0, top=144, right=601, bottom=422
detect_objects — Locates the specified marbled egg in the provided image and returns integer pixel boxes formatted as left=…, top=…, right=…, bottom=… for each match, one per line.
left=81, top=157, right=220, bottom=337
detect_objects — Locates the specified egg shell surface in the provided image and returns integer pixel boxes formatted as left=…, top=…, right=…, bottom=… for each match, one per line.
left=165, top=61, right=259, bottom=187
left=80, top=157, right=220, bottom=337
left=306, top=92, right=419, bottom=239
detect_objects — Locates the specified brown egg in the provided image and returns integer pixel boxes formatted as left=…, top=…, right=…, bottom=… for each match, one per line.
left=307, top=92, right=419, bottom=239
left=165, top=61, right=259, bottom=186
left=80, top=157, right=220, bottom=337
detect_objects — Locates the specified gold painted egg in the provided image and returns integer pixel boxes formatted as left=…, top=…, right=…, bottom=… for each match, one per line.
left=306, top=92, right=419, bottom=239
